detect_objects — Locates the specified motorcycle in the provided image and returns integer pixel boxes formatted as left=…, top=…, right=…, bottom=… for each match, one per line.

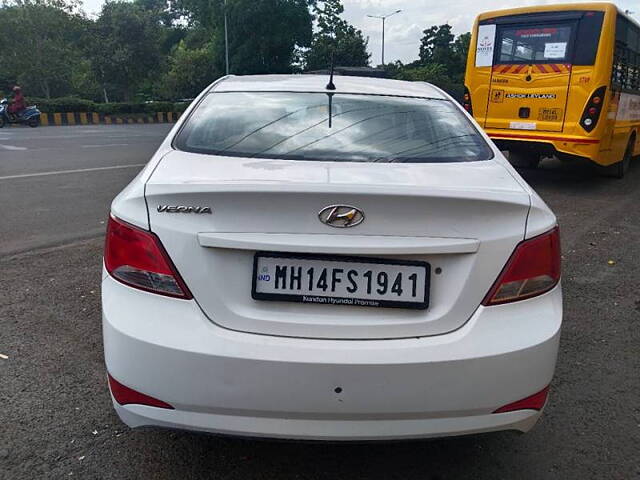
left=0, top=98, right=41, bottom=128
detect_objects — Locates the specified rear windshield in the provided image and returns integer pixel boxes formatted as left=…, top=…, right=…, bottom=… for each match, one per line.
left=498, top=24, right=573, bottom=63
left=174, top=92, right=493, bottom=163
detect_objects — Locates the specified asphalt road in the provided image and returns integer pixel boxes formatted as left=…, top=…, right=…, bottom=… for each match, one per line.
left=1, top=125, right=639, bottom=479
left=0, top=124, right=172, bottom=255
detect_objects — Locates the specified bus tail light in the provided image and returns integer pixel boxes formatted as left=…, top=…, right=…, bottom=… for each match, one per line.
left=580, top=86, right=606, bottom=132
left=462, top=87, right=473, bottom=115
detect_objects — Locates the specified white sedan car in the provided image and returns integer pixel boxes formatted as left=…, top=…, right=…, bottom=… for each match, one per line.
left=102, top=74, right=561, bottom=441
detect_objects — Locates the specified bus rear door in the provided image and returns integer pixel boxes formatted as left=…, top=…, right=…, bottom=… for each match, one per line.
left=485, top=22, right=575, bottom=133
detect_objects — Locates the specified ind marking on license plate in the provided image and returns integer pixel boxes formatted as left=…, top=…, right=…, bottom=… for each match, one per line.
left=252, top=253, right=430, bottom=310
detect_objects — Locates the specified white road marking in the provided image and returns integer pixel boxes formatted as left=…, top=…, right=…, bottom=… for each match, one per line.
left=0, top=145, right=27, bottom=151
left=0, top=163, right=145, bottom=181
left=81, top=143, right=130, bottom=148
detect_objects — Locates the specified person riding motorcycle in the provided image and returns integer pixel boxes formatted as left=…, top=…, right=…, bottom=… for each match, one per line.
left=8, top=86, right=26, bottom=119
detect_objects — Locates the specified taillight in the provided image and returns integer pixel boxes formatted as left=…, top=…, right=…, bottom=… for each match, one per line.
left=104, top=215, right=192, bottom=299
left=462, top=86, right=473, bottom=115
left=482, top=227, right=561, bottom=306
left=580, top=86, right=606, bottom=132
left=108, top=374, right=174, bottom=409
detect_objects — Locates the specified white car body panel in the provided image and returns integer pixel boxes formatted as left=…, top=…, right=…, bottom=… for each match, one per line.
left=103, top=273, right=561, bottom=440
left=145, top=154, right=531, bottom=339
left=104, top=74, right=561, bottom=440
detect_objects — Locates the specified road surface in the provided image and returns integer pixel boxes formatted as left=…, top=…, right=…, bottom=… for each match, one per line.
left=0, top=124, right=171, bottom=255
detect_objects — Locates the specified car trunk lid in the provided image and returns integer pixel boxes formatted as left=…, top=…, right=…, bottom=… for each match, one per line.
left=145, top=151, right=530, bottom=339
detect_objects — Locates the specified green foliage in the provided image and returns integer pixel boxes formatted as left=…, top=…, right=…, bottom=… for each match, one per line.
left=420, top=26, right=468, bottom=76
left=28, top=97, right=183, bottom=114
left=0, top=0, right=87, bottom=98
left=453, top=32, right=472, bottom=66
left=89, top=1, right=164, bottom=101
left=69, top=59, right=102, bottom=102
left=303, top=0, right=370, bottom=70
left=216, top=0, right=314, bottom=75
left=394, top=64, right=464, bottom=99
left=399, top=25, right=471, bottom=100
left=28, top=96, right=95, bottom=112
left=158, top=41, right=218, bottom=100
left=173, top=0, right=313, bottom=75
left=1, top=0, right=471, bottom=105
left=419, top=24, right=454, bottom=66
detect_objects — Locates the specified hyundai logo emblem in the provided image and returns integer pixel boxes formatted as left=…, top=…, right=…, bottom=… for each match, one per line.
left=318, top=205, right=365, bottom=228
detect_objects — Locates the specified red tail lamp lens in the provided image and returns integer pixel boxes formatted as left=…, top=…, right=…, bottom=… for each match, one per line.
left=104, top=215, right=192, bottom=299
left=493, top=386, right=550, bottom=413
left=108, top=374, right=174, bottom=409
left=483, top=227, right=561, bottom=305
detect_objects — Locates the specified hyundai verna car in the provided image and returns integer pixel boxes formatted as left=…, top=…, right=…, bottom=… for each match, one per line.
left=102, top=74, right=562, bottom=440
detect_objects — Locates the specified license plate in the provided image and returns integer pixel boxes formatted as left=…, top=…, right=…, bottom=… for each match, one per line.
left=252, top=253, right=430, bottom=309
left=538, top=107, right=562, bottom=121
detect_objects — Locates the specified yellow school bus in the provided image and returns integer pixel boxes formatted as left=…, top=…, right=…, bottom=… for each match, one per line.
left=464, top=3, right=640, bottom=177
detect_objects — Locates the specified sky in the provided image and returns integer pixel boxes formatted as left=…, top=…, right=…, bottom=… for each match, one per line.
left=82, top=0, right=639, bottom=65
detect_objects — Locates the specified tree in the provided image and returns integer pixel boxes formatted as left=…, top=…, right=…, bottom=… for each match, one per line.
left=395, top=63, right=463, bottom=98
left=303, top=0, right=370, bottom=70
left=173, top=0, right=314, bottom=75
left=410, top=25, right=470, bottom=100
left=221, top=0, right=313, bottom=74
left=134, top=0, right=180, bottom=27
left=90, top=1, right=163, bottom=101
left=158, top=41, right=218, bottom=99
left=419, top=24, right=455, bottom=67
left=0, top=0, right=87, bottom=98
left=452, top=32, right=471, bottom=74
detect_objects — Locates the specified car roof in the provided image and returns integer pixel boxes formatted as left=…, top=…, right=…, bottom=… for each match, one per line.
left=211, top=74, right=448, bottom=99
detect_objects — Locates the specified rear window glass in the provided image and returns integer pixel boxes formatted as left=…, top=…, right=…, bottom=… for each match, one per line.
left=174, top=92, right=493, bottom=163
left=498, top=24, right=573, bottom=63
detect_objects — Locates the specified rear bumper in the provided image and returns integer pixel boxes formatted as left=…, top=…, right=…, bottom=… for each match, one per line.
left=113, top=400, right=541, bottom=441
left=486, top=130, right=600, bottom=162
left=102, top=273, right=562, bottom=441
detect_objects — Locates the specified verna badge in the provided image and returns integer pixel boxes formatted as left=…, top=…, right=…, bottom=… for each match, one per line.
left=318, top=205, right=364, bottom=228
left=157, top=205, right=212, bottom=214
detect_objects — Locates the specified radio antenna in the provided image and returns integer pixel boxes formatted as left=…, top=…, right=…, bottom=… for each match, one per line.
left=326, top=52, right=336, bottom=91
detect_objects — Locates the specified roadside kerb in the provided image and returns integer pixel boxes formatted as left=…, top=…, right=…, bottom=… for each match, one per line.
left=37, top=111, right=182, bottom=126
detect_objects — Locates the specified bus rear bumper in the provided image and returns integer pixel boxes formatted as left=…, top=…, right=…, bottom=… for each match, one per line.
left=486, top=131, right=602, bottom=163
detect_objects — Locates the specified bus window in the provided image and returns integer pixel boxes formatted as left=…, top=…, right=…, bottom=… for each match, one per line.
left=573, top=11, right=604, bottom=65
left=497, top=24, right=573, bottom=64
left=614, top=15, right=640, bottom=91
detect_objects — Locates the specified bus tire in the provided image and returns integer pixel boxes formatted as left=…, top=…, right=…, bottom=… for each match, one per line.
left=602, top=136, right=634, bottom=179
left=509, top=150, right=540, bottom=169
